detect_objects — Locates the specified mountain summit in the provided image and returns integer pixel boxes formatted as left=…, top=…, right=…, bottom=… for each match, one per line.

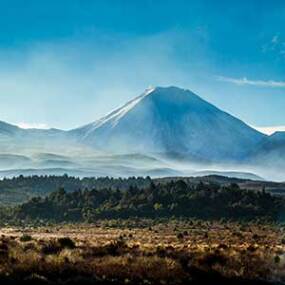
left=71, top=86, right=265, bottom=161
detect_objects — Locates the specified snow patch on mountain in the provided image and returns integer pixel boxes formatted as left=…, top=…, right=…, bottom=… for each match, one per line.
left=82, top=87, right=156, bottom=140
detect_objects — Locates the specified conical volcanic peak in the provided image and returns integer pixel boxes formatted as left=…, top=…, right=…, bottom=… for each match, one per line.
left=72, top=86, right=265, bottom=162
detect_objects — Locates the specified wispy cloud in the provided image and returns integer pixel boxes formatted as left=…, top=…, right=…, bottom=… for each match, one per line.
left=262, top=33, right=285, bottom=57
left=217, top=76, right=285, bottom=88
left=271, top=34, right=280, bottom=44
left=17, top=122, right=49, bottom=129
left=252, top=125, right=285, bottom=135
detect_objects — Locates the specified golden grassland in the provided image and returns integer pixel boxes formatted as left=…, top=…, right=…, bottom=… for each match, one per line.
left=1, top=220, right=285, bottom=284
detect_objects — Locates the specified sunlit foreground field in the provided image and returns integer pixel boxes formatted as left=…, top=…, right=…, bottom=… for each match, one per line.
left=0, top=220, right=285, bottom=285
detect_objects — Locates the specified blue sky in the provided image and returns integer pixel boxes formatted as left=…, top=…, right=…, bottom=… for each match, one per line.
left=0, top=0, right=285, bottom=133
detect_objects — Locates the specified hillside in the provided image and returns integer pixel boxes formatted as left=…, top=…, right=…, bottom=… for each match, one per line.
left=249, top=131, right=285, bottom=167
left=2, top=178, right=283, bottom=224
left=1, top=174, right=285, bottom=206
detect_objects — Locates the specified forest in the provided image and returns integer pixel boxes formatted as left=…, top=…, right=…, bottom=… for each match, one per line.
left=1, top=178, right=284, bottom=224
left=1, top=173, right=285, bottom=206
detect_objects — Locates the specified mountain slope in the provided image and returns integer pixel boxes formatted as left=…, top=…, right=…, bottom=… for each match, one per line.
left=71, top=86, right=265, bottom=162
left=249, top=131, right=285, bottom=167
left=0, top=120, right=66, bottom=141
left=0, top=121, right=84, bottom=157
left=0, top=121, right=22, bottom=136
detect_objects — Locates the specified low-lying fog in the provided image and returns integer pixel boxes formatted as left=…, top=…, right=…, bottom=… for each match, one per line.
left=0, top=143, right=283, bottom=182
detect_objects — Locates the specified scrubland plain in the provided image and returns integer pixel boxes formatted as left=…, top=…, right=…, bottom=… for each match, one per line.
left=1, top=219, right=285, bottom=285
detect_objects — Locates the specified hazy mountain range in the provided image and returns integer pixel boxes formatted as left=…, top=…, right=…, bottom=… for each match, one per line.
left=0, top=86, right=284, bottom=181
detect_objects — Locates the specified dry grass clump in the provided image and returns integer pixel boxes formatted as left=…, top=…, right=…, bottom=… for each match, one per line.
left=0, top=220, right=284, bottom=284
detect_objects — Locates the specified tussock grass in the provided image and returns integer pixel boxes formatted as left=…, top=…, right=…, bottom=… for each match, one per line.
left=0, top=219, right=284, bottom=284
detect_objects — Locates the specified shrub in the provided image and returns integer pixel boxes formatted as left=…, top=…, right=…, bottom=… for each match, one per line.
left=41, top=240, right=62, bottom=255
left=20, top=234, right=33, bottom=242
left=104, top=239, right=127, bottom=256
left=58, top=237, right=76, bottom=249
left=177, top=233, right=184, bottom=239
left=274, top=255, right=281, bottom=264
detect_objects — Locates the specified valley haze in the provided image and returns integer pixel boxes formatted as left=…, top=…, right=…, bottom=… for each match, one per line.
left=0, top=86, right=284, bottom=181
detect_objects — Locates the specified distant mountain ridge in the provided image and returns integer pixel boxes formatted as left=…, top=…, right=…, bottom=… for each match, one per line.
left=0, top=120, right=21, bottom=136
left=0, top=86, right=284, bottom=181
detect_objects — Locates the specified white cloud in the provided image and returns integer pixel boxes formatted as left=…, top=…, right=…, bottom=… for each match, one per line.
left=271, top=34, right=279, bottom=44
left=262, top=33, right=285, bottom=57
left=217, top=76, right=285, bottom=88
left=17, top=122, right=49, bottom=129
left=252, top=125, right=285, bottom=135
